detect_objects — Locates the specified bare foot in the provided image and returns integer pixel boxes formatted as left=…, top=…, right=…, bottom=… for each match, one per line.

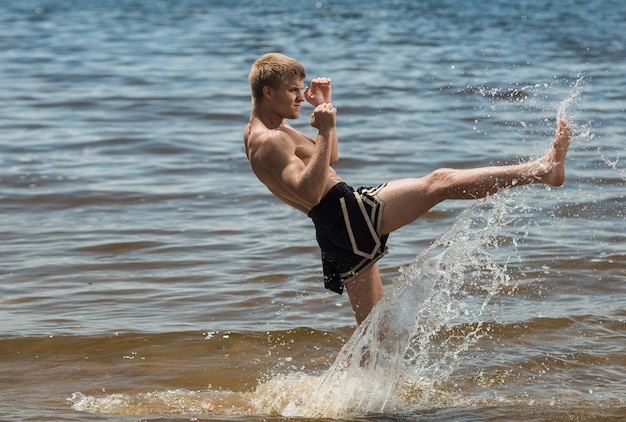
left=538, top=119, right=570, bottom=186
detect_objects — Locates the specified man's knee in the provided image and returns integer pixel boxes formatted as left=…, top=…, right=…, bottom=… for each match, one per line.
left=425, top=167, right=456, bottom=199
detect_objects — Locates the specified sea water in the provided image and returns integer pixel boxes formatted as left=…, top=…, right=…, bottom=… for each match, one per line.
left=2, top=0, right=625, bottom=420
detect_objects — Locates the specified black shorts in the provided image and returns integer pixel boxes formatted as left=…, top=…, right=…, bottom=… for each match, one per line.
left=308, top=182, right=389, bottom=294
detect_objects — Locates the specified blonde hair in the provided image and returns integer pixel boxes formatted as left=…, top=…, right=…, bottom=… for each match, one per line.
left=249, top=53, right=306, bottom=104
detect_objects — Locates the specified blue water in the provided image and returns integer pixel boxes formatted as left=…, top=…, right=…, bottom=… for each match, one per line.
left=1, top=0, right=625, bottom=420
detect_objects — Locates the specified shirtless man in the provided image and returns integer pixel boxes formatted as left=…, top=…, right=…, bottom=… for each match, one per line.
left=244, top=53, right=571, bottom=325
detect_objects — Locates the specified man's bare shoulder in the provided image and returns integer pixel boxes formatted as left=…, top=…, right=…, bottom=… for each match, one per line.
left=246, top=124, right=293, bottom=159
left=245, top=122, right=303, bottom=181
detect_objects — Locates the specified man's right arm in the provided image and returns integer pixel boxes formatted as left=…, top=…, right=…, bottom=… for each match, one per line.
left=252, top=104, right=337, bottom=207
left=254, top=135, right=330, bottom=207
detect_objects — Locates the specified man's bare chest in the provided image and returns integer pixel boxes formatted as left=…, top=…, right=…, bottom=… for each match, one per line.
left=283, top=128, right=315, bottom=162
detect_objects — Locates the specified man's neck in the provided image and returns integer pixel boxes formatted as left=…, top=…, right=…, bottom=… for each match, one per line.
left=251, top=105, right=284, bottom=130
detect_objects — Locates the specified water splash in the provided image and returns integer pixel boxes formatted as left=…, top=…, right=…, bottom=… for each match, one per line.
left=279, top=193, right=528, bottom=417
left=272, top=81, right=589, bottom=418
left=274, top=80, right=590, bottom=418
left=557, top=75, right=584, bottom=124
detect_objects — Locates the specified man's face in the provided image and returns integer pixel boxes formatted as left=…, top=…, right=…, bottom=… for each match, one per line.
left=269, top=77, right=305, bottom=119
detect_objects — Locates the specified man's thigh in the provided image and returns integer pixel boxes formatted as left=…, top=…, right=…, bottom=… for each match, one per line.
left=377, top=176, right=441, bottom=235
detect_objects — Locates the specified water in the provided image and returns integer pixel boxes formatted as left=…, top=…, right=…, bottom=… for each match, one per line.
left=1, top=0, right=625, bottom=420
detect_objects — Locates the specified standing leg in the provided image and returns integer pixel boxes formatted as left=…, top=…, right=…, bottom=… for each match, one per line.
left=345, top=263, right=384, bottom=325
left=378, top=119, right=570, bottom=235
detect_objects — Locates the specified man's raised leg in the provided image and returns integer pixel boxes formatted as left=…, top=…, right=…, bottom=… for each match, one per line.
left=377, top=119, right=571, bottom=235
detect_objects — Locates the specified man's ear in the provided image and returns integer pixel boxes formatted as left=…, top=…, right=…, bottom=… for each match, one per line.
left=262, top=85, right=273, bottom=101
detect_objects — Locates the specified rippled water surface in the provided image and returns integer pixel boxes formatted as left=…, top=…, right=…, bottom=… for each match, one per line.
left=1, top=0, right=625, bottom=420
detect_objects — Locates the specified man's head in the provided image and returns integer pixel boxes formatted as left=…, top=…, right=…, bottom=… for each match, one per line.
left=249, top=53, right=306, bottom=106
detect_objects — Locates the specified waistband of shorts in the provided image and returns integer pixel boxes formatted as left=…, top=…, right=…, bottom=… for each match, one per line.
left=307, top=182, right=353, bottom=220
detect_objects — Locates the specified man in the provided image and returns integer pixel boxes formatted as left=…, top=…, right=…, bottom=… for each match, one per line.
left=244, top=53, right=571, bottom=325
